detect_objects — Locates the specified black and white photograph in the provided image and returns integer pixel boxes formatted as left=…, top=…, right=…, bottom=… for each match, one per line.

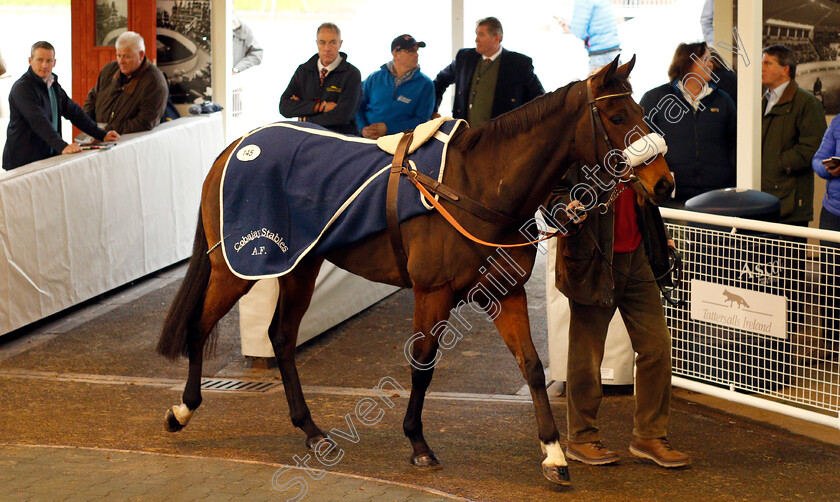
left=156, top=0, right=212, bottom=104
left=95, top=0, right=128, bottom=47
left=764, top=0, right=840, bottom=113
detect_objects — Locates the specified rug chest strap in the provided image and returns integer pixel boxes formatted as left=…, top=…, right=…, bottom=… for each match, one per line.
left=386, top=131, right=415, bottom=287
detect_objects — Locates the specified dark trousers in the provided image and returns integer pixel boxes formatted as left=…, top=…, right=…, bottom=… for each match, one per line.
left=566, top=245, right=672, bottom=442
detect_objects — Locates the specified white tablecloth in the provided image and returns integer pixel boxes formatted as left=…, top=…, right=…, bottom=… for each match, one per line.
left=0, top=115, right=224, bottom=335
left=1, top=113, right=399, bottom=341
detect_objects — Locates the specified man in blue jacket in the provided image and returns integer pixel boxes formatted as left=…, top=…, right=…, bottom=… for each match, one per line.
left=433, top=17, right=544, bottom=128
left=356, top=35, right=435, bottom=140
left=3, top=41, right=119, bottom=171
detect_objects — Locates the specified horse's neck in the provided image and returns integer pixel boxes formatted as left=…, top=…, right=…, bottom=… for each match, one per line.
left=456, top=90, right=584, bottom=220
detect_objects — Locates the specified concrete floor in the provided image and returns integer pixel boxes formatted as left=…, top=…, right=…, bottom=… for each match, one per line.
left=1, top=254, right=840, bottom=501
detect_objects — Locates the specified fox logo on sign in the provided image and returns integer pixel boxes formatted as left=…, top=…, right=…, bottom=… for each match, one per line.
left=722, top=289, right=749, bottom=309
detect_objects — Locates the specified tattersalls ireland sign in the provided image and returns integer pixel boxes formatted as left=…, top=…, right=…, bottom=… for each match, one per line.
left=689, top=280, right=787, bottom=339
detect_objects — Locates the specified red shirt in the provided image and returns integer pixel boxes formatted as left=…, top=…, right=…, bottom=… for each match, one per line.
left=613, top=184, right=641, bottom=253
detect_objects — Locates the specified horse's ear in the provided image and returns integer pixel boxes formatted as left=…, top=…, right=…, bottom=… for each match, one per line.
left=615, top=54, right=636, bottom=80
left=594, top=55, right=621, bottom=88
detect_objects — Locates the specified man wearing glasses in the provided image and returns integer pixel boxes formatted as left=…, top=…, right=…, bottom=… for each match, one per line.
left=355, top=35, right=435, bottom=140
left=279, top=22, right=362, bottom=136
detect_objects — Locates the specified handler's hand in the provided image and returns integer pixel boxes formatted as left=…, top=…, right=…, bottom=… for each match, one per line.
left=103, top=130, right=120, bottom=142
left=62, top=143, right=82, bottom=154
left=568, top=200, right=587, bottom=223
left=321, top=101, right=337, bottom=113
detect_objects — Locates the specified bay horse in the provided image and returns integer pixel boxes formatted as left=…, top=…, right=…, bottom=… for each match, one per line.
left=156, top=56, right=674, bottom=486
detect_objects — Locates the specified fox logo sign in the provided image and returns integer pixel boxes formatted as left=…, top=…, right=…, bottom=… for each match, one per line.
left=723, top=289, right=750, bottom=309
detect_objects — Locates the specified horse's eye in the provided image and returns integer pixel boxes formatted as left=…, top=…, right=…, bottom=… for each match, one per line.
left=609, top=115, right=625, bottom=125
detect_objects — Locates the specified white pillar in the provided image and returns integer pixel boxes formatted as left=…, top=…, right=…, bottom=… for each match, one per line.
left=733, top=0, right=762, bottom=190
left=713, top=0, right=734, bottom=67
left=451, top=0, right=463, bottom=59
left=211, top=0, right=233, bottom=143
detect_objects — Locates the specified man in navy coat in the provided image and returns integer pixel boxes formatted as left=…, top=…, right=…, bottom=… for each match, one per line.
left=3, top=41, right=119, bottom=170
left=433, top=17, right=544, bottom=128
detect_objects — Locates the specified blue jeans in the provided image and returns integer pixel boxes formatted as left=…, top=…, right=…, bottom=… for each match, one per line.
left=820, top=206, right=840, bottom=348
left=589, top=49, right=622, bottom=74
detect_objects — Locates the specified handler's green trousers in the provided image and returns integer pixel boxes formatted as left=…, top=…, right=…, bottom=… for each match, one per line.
left=566, top=244, right=672, bottom=443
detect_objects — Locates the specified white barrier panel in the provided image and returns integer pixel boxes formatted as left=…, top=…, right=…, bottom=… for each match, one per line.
left=660, top=208, right=840, bottom=429
left=0, top=116, right=224, bottom=336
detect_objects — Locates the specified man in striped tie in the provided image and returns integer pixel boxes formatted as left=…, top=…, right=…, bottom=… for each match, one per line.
left=279, top=22, right=362, bottom=136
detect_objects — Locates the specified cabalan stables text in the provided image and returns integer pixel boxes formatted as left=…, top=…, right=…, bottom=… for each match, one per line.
left=234, top=228, right=290, bottom=253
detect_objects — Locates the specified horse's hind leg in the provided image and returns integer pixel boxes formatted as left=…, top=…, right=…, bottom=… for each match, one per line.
left=403, top=285, right=453, bottom=468
left=268, top=255, right=327, bottom=448
left=164, top=263, right=252, bottom=432
left=493, top=286, right=570, bottom=486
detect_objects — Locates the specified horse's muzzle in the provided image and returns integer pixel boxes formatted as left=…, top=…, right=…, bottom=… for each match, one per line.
left=652, top=177, right=674, bottom=204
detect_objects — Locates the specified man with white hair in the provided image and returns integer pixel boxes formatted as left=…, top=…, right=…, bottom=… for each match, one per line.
left=84, top=31, right=168, bottom=134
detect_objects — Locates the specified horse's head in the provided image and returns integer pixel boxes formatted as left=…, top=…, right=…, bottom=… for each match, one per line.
left=575, top=55, right=674, bottom=205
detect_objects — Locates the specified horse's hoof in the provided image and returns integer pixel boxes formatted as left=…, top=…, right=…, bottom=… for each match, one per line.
left=306, top=434, right=327, bottom=450
left=410, top=452, right=441, bottom=469
left=542, top=464, right=571, bottom=486
left=164, top=409, right=184, bottom=433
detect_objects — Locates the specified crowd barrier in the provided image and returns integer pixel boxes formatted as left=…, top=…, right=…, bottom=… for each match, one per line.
left=0, top=115, right=224, bottom=336
left=661, top=208, right=840, bottom=430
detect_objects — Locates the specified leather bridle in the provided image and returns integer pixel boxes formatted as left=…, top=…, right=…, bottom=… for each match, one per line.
left=585, top=80, right=638, bottom=207
left=584, top=81, right=683, bottom=305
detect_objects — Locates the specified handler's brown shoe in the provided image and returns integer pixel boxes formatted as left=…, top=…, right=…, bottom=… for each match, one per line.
left=629, top=436, right=691, bottom=468
left=566, top=441, right=620, bottom=465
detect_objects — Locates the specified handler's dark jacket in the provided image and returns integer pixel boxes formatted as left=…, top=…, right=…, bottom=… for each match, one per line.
left=433, top=48, right=544, bottom=120
left=3, top=67, right=106, bottom=170
left=83, top=57, right=168, bottom=134
left=640, top=81, right=736, bottom=203
left=279, top=52, right=362, bottom=136
left=548, top=167, right=672, bottom=307
left=761, top=79, right=826, bottom=224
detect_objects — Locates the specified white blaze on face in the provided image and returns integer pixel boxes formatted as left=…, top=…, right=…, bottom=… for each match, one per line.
left=172, top=403, right=194, bottom=425
left=623, top=133, right=668, bottom=168
left=541, top=440, right=568, bottom=467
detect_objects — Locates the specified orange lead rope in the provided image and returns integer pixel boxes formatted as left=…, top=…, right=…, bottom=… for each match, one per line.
left=406, top=172, right=563, bottom=248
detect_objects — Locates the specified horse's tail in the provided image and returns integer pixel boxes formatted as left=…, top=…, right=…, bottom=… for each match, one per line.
left=157, top=208, right=212, bottom=360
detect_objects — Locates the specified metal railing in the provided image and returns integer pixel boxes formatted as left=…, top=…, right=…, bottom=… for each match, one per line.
left=660, top=208, right=840, bottom=429
left=611, top=0, right=677, bottom=8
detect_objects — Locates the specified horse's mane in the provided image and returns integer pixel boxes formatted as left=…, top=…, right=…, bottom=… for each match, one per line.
left=451, top=75, right=632, bottom=151
left=451, top=80, right=578, bottom=150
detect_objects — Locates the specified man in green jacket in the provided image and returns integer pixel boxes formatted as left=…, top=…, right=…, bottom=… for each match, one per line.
left=761, top=44, right=826, bottom=225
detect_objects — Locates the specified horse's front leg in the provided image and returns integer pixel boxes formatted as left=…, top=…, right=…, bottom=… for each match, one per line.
left=403, top=285, right=453, bottom=469
left=269, top=256, right=326, bottom=449
left=493, top=286, right=570, bottom=486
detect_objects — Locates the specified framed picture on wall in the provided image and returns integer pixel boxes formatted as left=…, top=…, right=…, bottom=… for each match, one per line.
left=763, top=1, right=840, bottom=114
left=95, top=0, right=128, bottom=47
left=156, top=0, right=212, bottom=104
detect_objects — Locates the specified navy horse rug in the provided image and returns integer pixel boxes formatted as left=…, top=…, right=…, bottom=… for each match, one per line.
left=220, top=119, right=465, bottom=279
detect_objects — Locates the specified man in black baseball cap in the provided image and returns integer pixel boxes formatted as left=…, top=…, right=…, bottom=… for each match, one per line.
left=356, top=34, right=435, bottom=139
left=391, top=34, right=426, bottom=52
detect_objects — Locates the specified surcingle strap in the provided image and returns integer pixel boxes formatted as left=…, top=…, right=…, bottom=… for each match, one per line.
left=386, top=131, right=415, bottom=287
